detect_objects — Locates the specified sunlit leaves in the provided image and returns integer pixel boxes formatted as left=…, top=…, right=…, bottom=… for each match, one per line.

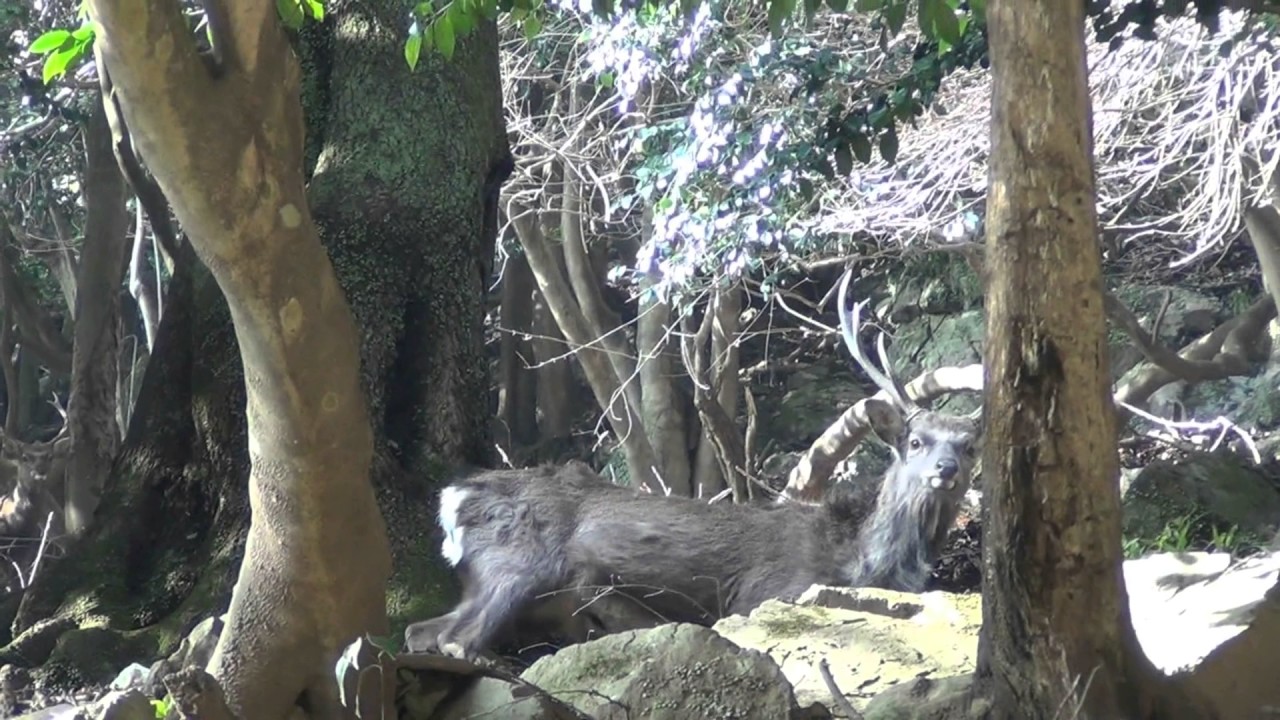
left=406, top=23, right=424, bottom=69
left=406, top=0, right=546, bottom=67
left=27, top=24, right=94, bottom=85
left=277, top=0, right=324, bottom=30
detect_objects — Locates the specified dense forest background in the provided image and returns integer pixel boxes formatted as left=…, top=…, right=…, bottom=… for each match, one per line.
left=0, top=0, right=1278, bottom=717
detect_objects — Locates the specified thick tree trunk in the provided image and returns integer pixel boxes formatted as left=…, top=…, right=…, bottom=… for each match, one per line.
left=973, top=0, right=1215, bottom=716
left=301, top=0, right=510, bottom=630
left=86, top=5, right=392, bottom=717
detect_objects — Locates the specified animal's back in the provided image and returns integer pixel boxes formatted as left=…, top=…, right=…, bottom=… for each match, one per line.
left=570, top=492, right=837, bottom=621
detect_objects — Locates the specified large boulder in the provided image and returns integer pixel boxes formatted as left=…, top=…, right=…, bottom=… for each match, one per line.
left=713, top=587, right=981, bottom=716
left=523, top=623, right=810, bottom=719
left=432, top=623, right=813, bottom=720
left=1122, top=453, right=1280, bottom=548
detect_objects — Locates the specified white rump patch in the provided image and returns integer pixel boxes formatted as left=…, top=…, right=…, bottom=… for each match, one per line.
left=438, top=486, right=470, bottom=567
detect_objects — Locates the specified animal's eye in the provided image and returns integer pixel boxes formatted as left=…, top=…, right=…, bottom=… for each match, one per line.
left=909, top=437, right=922, bottom=450
left=964, top=443, right=977, bottom=457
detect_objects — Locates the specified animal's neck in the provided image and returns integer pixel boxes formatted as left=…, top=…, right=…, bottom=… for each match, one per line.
left=849, top=480, right=950, bottom=593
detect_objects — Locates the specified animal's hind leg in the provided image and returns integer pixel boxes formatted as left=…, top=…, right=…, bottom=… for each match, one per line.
left=437, top=570, right=546, bottom=660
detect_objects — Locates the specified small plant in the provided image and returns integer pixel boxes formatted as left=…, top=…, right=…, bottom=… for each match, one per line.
left=1150, top=513, right=1199, bottom=553
left=1124, top=514, right=1265, bottom=559
left=1122, top=536, right=1148, bottom=559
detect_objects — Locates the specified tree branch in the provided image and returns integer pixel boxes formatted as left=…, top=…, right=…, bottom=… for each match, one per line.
left=509, top=198, right=661, bottom=490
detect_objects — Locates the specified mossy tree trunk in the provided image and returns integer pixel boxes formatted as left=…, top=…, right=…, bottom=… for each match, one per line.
left=298, top=0, right=510, bottom=627
left=9, top=0, right=509, bottom=707
left=971, top=0, right=1215, bottom=716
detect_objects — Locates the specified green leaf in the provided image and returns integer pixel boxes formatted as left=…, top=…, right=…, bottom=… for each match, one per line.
left=42, top=46, right=79, bottom=84
left=767, top=0, right=794, bottom=36
left=883, top=1, right=907, bottom=34
left=916, top=0, right=935, bottom=39
left=969, top=0, right=985, bottom=20
left=451, top=2, right=476, bottom=36
left=435, top=14, right=456, bottom=60
left=598, top=71, right=615, bottom=88
left=304, top=0, right=325, bottom=20
left=879, top=124, right=899, bottom=164
left=834, top=144, right=853, bottom=175
left=414, top=0, right=434, bottom=15
left=276, top=0, right=305, bottom=29
left=850, top=134, right=872, bottom=164
left=28, top=29, right=71, bottom=55
left=932, top=0, right=961, bottom=45
left=523, top=12, right=542, bottom=39
left=405, top=32, right=422, bottom=70
left=71, top=24, right=94, bottom=42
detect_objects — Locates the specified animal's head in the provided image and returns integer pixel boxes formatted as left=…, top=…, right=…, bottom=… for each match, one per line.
left=834, top=268, right=982, bottom=508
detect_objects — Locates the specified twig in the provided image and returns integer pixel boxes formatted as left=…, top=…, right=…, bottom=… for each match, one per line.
left=23, top=507, right=55, bottom=586
left=818, top=658, right=863, bottom=720
left=1117, top=400, right=1262, bottom=464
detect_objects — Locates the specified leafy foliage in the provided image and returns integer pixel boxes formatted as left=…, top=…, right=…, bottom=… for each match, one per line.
left=27, top=17, right=93, bottom=85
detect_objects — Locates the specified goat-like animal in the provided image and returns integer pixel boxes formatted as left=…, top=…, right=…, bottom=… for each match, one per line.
left=405, top=270, right=981, bottom=659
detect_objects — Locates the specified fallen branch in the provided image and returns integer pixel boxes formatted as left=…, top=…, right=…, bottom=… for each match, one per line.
left=1118, top=400, right=1262, bottom=464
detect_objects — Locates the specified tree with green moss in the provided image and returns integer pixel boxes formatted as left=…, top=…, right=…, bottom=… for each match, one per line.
left=5, top=0, right=511, bottom=715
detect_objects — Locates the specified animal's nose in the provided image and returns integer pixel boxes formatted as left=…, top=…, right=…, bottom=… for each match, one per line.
left=936, top=458, right=959, bottom=480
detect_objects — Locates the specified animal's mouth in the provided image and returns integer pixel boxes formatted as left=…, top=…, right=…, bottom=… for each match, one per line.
left=923, top=475, right=959, bottom=491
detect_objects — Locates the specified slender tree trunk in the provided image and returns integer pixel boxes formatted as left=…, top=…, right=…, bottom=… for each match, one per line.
left=498, top=251, right=539, bottom=449
left=532, top=287, right=574, bottom=441
left=64, top=97, right=130, bottom=536
left=637, top=283, right=691, bottom=496
left=692, top=285, right=741, bottom=497
left=973, top=0, right=1215, bottom=716
left=129, top=202, right=161, bottom=351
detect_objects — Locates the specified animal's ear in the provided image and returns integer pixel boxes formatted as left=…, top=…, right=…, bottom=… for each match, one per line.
left=863, top=398, right=906, bottom=448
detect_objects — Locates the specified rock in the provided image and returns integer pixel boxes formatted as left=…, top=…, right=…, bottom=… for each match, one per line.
left=1, top=663, right=32, bottom=693
left=862, top=675, right=988, bottom=720
left=769, top=363, right=864, bottom=447
left=1122, top=453, right=1280, bottom=546
left=109, top=663, right=149, bottom=691
left=1125, top=550, right=1280, bottom=674
left=87, top=689, right=154, bottom=720
left=521, top=623, right=806, bottom=719
left=1182, top=569, right=1280, bottom=720
left=146, top=615, right=224, bottom=698
left=6, top=703, right=78, bottom=720
left=429, top=677, right=543, bottom=720
left=713, top=587, right=981, bottom=716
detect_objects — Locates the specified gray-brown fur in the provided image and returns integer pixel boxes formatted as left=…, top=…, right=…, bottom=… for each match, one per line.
left=406, top=406, right=978, bottom=659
